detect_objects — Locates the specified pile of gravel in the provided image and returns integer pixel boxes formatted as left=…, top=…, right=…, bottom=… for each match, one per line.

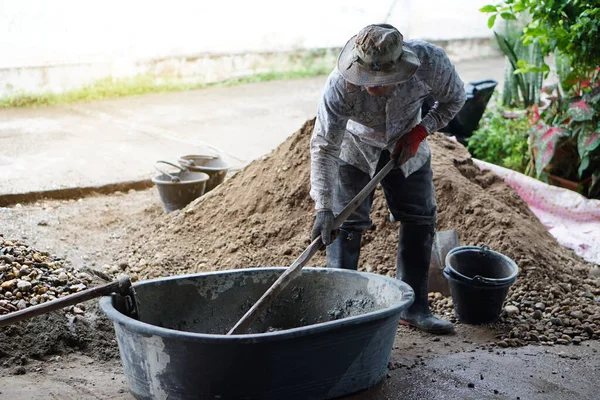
left=0, top=238, right=93, bottom=314
left=0, top=236, right=120, bottom=366
left=429, top=272, right=600, bottom=347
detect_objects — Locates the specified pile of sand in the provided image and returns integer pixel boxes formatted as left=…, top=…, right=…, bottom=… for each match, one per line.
left=119, top=119, right=599, bottom=346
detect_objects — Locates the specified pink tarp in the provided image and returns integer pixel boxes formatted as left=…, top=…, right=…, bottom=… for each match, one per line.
left=473, top=159, right=600, bottom=265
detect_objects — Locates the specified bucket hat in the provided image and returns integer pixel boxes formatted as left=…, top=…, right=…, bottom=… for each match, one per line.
left=338, top=23, right=420, bottom=87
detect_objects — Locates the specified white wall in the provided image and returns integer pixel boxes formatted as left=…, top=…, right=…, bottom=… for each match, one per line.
left=1, top=0, right=493, bottom=66
left=0, top=0, right=494, bottom=95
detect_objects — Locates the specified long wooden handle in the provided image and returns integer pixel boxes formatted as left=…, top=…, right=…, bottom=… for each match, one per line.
left=0, top=275, right=132, bottom=328
left=227, top=158, right=398, bottom=335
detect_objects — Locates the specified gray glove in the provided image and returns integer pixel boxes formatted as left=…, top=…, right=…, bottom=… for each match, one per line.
left=311, top=209, right=335, bottom=246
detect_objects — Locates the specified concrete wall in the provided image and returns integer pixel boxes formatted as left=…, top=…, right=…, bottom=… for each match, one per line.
left=0, top=0, right=496, bottom=97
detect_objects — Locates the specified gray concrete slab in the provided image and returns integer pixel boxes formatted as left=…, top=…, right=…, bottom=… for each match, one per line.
left=3, top=339, right=598, bottom=400
left=0, top=57, right=505, bottom=199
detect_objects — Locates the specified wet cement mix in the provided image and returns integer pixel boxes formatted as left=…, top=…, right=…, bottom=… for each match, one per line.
left=119, top=119, right=599, bottom=347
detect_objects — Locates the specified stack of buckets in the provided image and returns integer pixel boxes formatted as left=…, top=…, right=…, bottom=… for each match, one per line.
left=152, top=154, right=230, bottom=213
left=443, top=245, right=519, bottom=324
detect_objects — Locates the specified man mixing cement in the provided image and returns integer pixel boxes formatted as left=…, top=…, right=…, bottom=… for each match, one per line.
left=310, top=24, right=466, bottom=334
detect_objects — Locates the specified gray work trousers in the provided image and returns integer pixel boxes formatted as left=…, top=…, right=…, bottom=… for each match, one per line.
left=332, top=150, right=437, bottom=232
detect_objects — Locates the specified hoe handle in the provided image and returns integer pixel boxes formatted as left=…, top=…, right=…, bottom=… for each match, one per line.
left=0, top=276, right=132, bottom=328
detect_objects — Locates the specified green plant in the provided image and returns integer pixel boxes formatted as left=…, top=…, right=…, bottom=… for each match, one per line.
left=480, top=1, right=600, bottom=198
left=481, top=4, right=546, bottom=108
left=494, top=30, right=545, bottom=108
left=528, top=69, right=600, bottom=198
left=481, top=1, right=600, bottom=77
left=467, top=100, right=532, bottom=173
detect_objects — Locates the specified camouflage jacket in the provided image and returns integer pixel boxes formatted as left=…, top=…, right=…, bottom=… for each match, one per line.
left=310, top=40, right=466, bottom=210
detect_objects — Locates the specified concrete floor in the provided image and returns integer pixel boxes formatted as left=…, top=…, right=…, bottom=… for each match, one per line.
left=2, top=333, right=598, bottom=400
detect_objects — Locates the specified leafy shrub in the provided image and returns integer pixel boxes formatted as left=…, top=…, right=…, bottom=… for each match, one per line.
left=481, top=1, right=600, bottom=77
left=467, top=101, right=532, bottom=173
left=529, top=70, right=600, bottom=197
left=479, top=1, right=600, bottom=198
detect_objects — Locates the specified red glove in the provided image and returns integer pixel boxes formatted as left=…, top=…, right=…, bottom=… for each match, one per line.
left=391, top=125, right=428, bottom=165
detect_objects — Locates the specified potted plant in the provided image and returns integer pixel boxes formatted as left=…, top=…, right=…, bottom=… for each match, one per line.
left=480, top=1, right=600, bottom=198
left=528, top=69, right=600, bottom=197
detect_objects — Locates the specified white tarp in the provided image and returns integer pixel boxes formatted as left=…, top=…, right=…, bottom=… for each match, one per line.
left=474, top=159, right=600, bottom=265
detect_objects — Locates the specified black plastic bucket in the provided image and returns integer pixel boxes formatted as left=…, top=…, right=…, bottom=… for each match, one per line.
left=100, top=268, right=414, bottom=400
left=178, top=154, right=229, bottom=193
left=443, top=246, right=518, bottom=324
left=151, top=161, right=209, bottom=213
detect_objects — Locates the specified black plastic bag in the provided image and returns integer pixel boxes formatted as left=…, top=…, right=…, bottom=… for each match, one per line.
left=422, top=79, right=498, bottom=144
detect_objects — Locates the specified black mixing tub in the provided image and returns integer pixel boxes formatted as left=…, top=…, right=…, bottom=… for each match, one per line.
left=100, top=267, right=414, bottom=400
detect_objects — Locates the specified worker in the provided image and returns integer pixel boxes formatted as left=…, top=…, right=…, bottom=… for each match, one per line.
left=310, top=23, right=466, bottom=334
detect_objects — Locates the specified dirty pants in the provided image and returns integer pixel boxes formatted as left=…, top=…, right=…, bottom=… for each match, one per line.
left=327, top=150, right=437, bottom=269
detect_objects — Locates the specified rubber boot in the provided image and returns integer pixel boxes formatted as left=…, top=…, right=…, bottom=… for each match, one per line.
left=326, top=229, right=362, bottom=270
left=397, top=223, right=455, bottom=334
